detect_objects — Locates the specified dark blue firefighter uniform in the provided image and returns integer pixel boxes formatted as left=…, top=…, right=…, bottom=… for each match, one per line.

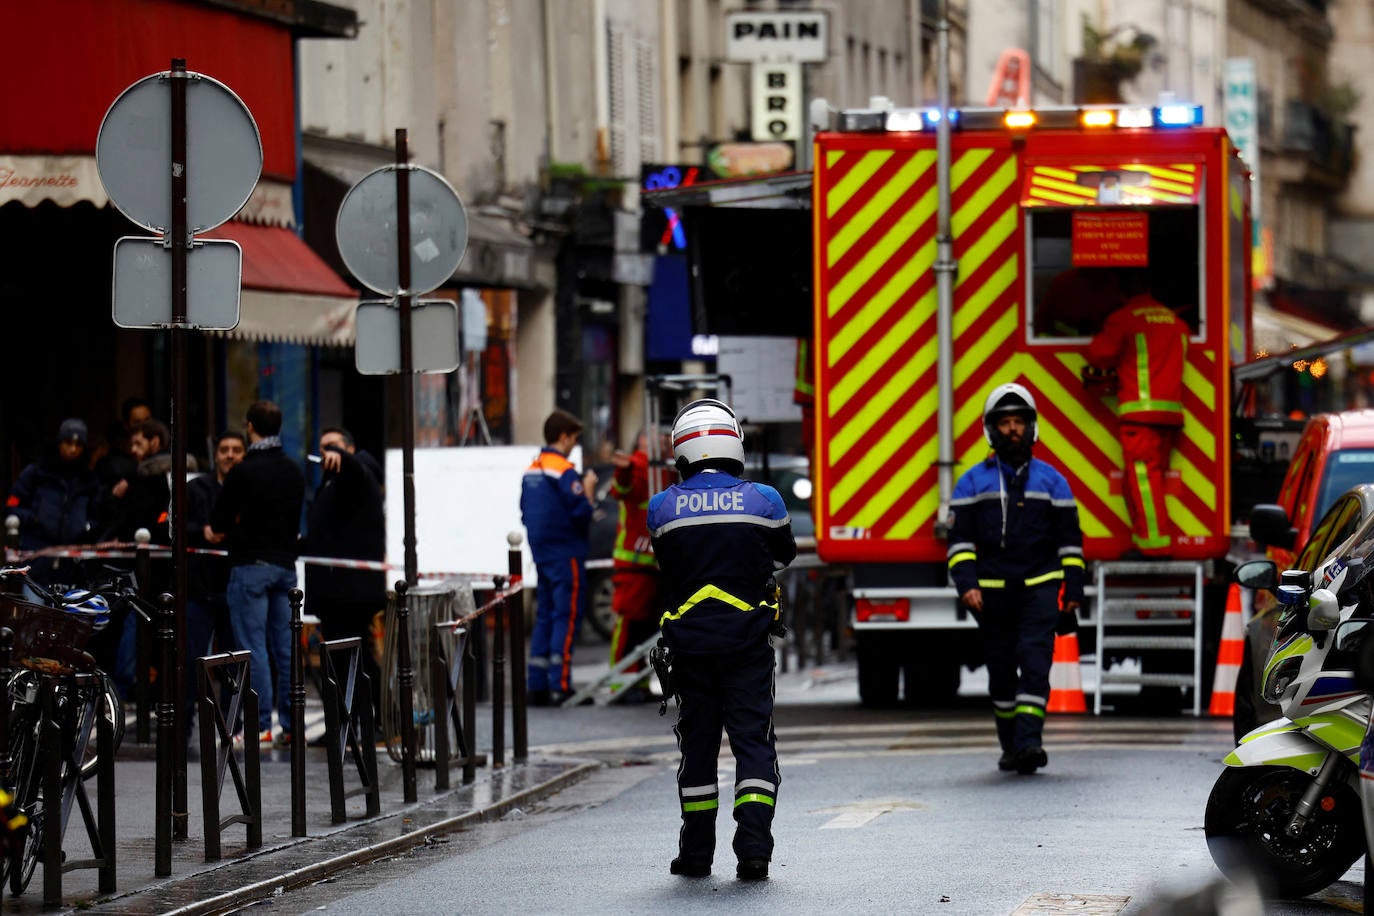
left=946, top=455, right=1084, bottom=754
left=521, top=447, right=592, bottom=695
left=648, top=470, right=796, bottom=869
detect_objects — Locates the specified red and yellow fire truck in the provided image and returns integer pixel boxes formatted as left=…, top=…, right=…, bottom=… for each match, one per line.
left=808, top=102, right=1252, bottom=706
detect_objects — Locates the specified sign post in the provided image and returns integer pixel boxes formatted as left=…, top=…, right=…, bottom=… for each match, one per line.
left=334, top=132, right=467, bottom=586
left=97, top=60, right=261, bottom=871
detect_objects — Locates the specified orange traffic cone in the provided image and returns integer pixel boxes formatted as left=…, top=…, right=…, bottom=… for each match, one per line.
left=1209, top=584, right=1246, bottom=717
left=1048, top=632, right=1087, bottom=713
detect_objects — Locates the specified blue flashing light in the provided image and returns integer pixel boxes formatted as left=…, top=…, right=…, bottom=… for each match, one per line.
left=1155, top=104, right=1203, bottom=127
left=922, top=108, right=958, bottom=127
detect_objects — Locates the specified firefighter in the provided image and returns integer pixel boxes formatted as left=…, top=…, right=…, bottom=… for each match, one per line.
left=606, top=429, right=661, bottom=696
left=1085, top=269, right=1189, bottom=558
left=647, top=398, right=796, bottom=881
left=947, top=383, right=1085, bottom=775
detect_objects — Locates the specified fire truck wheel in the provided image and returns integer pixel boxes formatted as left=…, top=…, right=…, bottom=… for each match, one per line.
left=904, top=655, right=960, bottom=707
left=856, top=634, right=900, bottom=708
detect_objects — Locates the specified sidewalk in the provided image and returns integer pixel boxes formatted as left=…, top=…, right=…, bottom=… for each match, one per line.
left=20, top=700, right=595, bottom=915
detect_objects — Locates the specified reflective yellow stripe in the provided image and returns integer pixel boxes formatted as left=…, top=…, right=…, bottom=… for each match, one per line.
left=948, top=551, right=976, bottom=568
left=977, top=578, right=1005, bottom=588
left=612, top=547, right=655, bottom=566
left=1015, top=704, right=1046, bottom=719
left=1023, top=569, right=1064, bottom=587
left=993, top=707, right=1016, bottom=719
left=734, top=793, right=775, bottom=808
left=683, top=799, right=718, bottom=812
left=1118, top=398, right=1183, bottom=414
left=1062, top=557, right=1085, bottom=569
left=659, top=585, right=776, bottom=626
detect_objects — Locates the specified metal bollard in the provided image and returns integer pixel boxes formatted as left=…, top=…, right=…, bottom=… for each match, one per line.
left=134, top=528, right=153, bottom=743
left=507, top=532, right=527, bottom=761
left=395, top=581, right=417, bottom=803
left=491, top=575, right=506, bottom=769
left=289, top=588, right=307, bottom=837
left=155, top=592, right=175, bottom=876
left=4, top=514, right=18, bottom=558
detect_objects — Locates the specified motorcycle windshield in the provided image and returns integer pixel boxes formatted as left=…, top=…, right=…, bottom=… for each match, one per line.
left=1318, top=511, right=1374, bottom=600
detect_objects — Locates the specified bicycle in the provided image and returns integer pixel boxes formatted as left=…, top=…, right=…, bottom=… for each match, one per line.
left=0, top=567, right=125, bottom=896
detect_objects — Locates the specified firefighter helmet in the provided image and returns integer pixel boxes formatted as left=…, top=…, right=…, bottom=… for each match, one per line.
left=671, top=398, right=744, bottom=474
left=982, top=383, right=1038, bottom=445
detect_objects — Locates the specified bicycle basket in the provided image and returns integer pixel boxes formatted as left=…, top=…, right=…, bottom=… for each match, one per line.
left=0, top=595, right=96, bottom=675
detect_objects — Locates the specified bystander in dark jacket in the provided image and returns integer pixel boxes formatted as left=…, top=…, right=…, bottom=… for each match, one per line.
left=6, top=418, right=101, bottom=581
left=209, top=401, right=305, bottom=744
left=303, top=427, right=386, bottom=725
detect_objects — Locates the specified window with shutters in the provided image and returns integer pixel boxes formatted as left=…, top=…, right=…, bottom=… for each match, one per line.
left=607, top=20, right=661, bottom=176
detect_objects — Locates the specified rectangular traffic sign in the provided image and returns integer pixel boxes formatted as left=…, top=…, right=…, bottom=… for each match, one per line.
left=112, top=236, right=241, bottom=329
left=355, top=298, right=460, bottom=375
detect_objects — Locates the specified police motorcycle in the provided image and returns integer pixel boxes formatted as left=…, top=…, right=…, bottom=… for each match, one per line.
left=1204, top=557, right=1371, bottom=898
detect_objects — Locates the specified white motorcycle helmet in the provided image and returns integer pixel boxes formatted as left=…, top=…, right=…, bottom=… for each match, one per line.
left=671, top=398, right=745, bottom=476
left=982, top=382, right=1039, bottom=445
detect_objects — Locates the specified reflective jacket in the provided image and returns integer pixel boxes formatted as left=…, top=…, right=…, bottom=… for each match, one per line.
left=648, top=470, right=796, bottom=656
left=946, top=455, right=1085, bottom=602
left=520, top=448, right=592, bottom=565
left=610, top=450, right=655, bottom=570
left=1085, top=293, right=1189, bottom=426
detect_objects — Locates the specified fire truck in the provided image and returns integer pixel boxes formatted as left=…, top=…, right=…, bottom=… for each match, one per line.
left=805, top=100, right=1252, bottom=708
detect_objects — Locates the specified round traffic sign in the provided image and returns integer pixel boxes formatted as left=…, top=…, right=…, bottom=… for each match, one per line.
left=335, top=165, right=468, bottom=297
left=96, top=70, right=262, bottom=233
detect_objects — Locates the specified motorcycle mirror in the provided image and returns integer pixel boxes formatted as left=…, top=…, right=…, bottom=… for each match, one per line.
left=1306, top=588, right=1341, bottom=631
left=1234, top=560, right=1278, bottom=591
left=1248, top=503, right=1297, bottom=550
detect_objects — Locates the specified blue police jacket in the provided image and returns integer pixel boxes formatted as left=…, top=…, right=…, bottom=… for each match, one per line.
left=648, top=470, right=797, bottom=655
left=946, top=455, right=1085, bottom=602
left=520, top=448, right=592, bottom=565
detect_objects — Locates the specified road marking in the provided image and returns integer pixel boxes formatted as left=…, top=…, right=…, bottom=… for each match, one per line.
left=812, top=799, right=926, bottom=829
left=1011, top=892, right=1130, bottom=914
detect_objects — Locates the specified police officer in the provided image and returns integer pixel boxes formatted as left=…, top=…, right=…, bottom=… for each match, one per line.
left=648, top=399, right=796, bottom=881
left=947, top=383, right=1085, bottom=775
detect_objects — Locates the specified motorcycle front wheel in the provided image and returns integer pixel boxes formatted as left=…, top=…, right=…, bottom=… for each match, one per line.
left=1204, top=764, right=1364, bottom=899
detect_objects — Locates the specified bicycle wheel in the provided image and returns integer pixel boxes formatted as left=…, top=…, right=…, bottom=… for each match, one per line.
left=6, top=714, right=41, bottom=896
left=79, top=672, right=124, bottom=782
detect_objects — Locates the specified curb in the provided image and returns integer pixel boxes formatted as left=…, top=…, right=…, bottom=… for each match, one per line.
left=123, top=759, right=601, bottom=916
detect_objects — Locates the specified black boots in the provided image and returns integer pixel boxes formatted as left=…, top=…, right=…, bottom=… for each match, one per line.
left=736, top=859, right=769, bottom=881
left=670, top=857, right=711, bottom=877
left=1014, top=746, right=1048, bottom=775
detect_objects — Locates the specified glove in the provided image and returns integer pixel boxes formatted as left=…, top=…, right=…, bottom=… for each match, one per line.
left=1055, top=608, right=1079, bottom=636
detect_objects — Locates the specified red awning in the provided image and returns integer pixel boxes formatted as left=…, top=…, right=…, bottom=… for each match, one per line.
left=206, top=223, right=354, bottom=298
left=0, top=0, right=296, bottom=180
left=1021, top=161, right=1202, bottom=207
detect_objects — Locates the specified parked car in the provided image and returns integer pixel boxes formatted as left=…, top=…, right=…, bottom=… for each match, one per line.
left=1235, top=409, right=1374, bottom=739
left=583, top=454, right=814, bottom=640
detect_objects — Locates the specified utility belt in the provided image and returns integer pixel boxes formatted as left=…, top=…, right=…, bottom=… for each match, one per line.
left=650, top=579, right=787, bottom=718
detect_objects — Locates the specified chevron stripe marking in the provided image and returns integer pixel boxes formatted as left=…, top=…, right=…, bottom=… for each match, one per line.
left=826, top=150, right=893, bottom=219
left=832, top=340, right=937, bottom=480
left=832, top=386, right=936, bottom=519
left=828, top=153, right=933, bottom=266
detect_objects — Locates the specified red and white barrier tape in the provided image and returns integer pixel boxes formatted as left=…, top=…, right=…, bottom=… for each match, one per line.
left=3, top=542, right=510, bottom=585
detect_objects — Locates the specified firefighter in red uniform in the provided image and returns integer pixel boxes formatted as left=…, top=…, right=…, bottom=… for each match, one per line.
left=1085, top=270, right=1189, bottom=558
left=607, top=430, right=661, bottom=690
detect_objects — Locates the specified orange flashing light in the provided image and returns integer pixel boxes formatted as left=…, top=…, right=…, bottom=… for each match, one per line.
left=1004, top=110, right=1037, bottom=129
left=1081, top=109, right=1115, bottom=128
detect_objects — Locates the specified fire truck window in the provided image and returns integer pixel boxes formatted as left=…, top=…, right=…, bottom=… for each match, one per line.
left=1028, top=207, right=1202, bottom=340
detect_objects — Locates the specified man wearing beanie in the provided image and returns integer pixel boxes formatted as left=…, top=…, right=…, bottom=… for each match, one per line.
left=6, top=418, right=101, bottom=582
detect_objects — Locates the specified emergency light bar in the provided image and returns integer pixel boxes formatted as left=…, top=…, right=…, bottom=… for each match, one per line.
left=838, top=103, right=1206, bottom=134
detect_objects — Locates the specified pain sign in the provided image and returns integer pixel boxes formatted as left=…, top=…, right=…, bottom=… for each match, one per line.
left=726, top=11, right=828, bottom=63
left=1071, top=211, right=1149, bottom=267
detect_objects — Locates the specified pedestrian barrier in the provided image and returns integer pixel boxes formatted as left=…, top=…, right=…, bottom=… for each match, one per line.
left=1208, top=583, right=1246, bottom=717
left=1047, top=632, right=1087, bottom=713
left=195, top=650, right=261, bottom=861
left=318, top=637, right=380, bottom=822
left=429, top=621, right=487, bottom=790
left=39, top=670, right=117, bottom=908
left=289, top=588, right=308, bottom=836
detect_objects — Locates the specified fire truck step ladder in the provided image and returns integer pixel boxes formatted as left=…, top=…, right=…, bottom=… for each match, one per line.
left=558, top=633, right=660, bottom=708
left=1091, top=560, right=1205, bottom=716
